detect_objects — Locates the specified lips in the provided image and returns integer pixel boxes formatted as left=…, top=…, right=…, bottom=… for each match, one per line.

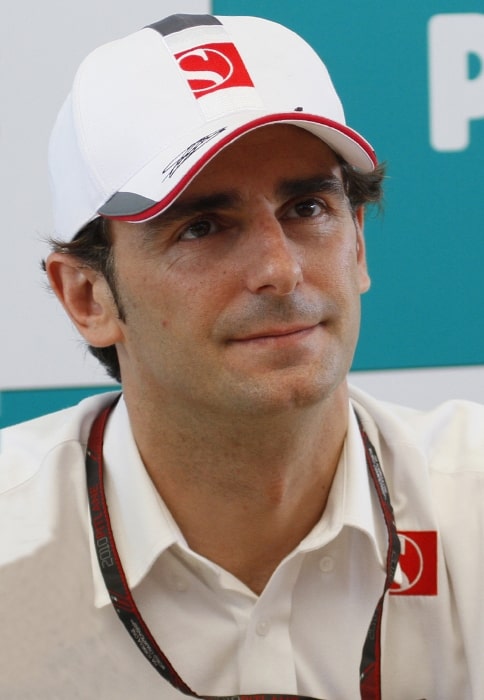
left=230, top=323, right=321, bottom=342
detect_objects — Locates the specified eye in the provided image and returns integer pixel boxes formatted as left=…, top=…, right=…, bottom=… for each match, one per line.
left=286, top=198, right=326, bottom=219
left=178, top=218, right=217, bottom=241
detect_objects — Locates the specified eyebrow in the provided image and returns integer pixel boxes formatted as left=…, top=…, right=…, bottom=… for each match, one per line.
left=277, top=174, right=346, bottom=200
left=144, top=173, right=346, bottom=232
left=146, top=192, right=242, bottom=229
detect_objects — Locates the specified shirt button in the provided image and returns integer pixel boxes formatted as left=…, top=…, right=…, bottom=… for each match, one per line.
left=256, top=619, right=271, bottom=637
left=175, top=577, right=188, bottom=592
left=169, top=575, right=188, bottom=592
left=319, top=556, right=335, bottom=573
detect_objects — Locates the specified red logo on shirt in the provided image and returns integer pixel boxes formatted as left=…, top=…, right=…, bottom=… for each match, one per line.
left=390, top=531, right=438, bottom=596
left=175, top=42, right=254, bottom=97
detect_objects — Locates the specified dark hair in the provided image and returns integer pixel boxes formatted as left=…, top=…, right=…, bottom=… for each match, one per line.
left=339, top=160, right=386, bottom=213
left=44, top=160, right=386, bottom=383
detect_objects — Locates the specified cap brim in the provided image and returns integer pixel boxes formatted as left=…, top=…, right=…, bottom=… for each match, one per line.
left=98, top=111, right=376, bottom=223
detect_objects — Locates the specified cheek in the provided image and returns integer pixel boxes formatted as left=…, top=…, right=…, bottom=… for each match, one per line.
left=317, top=239, right=362, bottom=296
left=124, top=271, right=219, bottom=342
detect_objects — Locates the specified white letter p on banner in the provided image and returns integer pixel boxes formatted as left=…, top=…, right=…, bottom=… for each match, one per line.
left=429, top=14, right=484, bottom=151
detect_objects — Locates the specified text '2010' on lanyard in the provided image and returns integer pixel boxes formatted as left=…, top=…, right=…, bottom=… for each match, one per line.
left=86, top=400, right=400, bottom=700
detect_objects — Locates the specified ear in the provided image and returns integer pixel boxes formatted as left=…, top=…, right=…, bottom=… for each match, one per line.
left=45, top=252, right=124, bottom=347
left=354, top=207, right=371, bottom=294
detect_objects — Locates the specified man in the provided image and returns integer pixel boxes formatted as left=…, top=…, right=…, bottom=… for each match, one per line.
left=1, top=13, right=483, bottom=700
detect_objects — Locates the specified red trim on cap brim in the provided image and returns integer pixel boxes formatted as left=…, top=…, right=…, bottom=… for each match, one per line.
left=103, top=112, right=377, bottom=224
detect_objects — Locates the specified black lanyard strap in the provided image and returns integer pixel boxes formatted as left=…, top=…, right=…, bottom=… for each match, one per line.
left=355, top=415, right=401, bottom=697
left=86, top=400, right=400, bottom=700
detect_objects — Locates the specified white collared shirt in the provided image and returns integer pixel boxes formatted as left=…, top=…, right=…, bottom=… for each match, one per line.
left=1, top=387, right=484, bottom=699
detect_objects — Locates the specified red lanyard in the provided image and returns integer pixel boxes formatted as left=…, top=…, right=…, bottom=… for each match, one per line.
left=86, top=399, right=400, bottom=700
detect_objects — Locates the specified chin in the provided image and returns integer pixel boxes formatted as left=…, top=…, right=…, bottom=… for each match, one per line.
left=233, top=370, right=348, bottom=416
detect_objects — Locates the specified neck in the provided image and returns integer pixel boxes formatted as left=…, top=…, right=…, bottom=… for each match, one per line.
left=123, top=383, right=349, bottom=593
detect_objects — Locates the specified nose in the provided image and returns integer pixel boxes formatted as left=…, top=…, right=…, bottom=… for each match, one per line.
left=243, top=214, right=303, bottom=296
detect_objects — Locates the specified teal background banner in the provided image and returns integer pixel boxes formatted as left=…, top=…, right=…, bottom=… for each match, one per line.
left=0, top=387, right=115, bottom=429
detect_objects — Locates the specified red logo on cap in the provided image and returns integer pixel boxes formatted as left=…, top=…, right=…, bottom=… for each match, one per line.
left=175, top=42, right=254, bottom=98
left=390, top=531, right=438, bottom=596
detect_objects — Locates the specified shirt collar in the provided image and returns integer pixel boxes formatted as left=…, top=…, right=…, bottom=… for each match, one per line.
left=89, top=397, right=388, bottom=607
left=298, top=404, right=388, bottom=570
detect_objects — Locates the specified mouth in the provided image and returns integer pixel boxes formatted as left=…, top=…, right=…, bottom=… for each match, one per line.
left=230, top=323, right=322, bottom=344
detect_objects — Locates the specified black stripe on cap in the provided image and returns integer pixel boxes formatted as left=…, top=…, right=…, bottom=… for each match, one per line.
left=147, top=14, right=222, bottom=38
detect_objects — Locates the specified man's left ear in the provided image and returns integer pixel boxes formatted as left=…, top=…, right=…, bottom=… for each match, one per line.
left=354, top=207, right=371, bottom=294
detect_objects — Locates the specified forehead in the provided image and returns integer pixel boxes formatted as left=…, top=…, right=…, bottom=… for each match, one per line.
left=186, top=124, right=340, bottom=187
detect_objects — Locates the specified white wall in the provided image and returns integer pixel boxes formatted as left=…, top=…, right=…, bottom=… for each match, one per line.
left=350, top=366, right=484, bottom=410
left=0, top=0, right=209, bottom=390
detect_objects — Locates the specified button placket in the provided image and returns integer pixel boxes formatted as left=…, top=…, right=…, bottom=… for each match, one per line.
left=237, top=554, right=304, bottom=692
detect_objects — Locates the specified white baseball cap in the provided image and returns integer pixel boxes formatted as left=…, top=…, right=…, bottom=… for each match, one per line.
left=49, top=14, right=377, bottom=241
